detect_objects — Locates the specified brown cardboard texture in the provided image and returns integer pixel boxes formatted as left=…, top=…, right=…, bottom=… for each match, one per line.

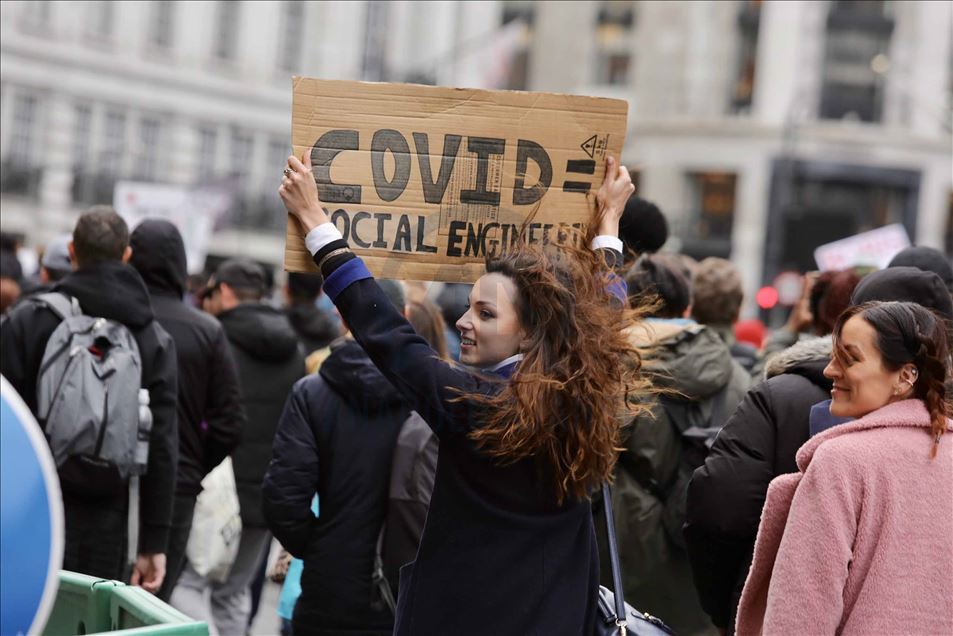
left=285, top=77, right=628, bottom=282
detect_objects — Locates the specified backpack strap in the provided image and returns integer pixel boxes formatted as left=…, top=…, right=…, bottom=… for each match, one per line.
left=371, top=525, right=396, bottom=614
left=370, top=409, right=420, bottom=615
left=34, top=292, right=82, bottom=321
left=127, top=475, right=140, bottom=575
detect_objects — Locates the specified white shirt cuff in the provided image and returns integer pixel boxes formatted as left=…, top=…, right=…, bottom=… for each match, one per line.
left=304, top=222, right=344, bottom=256
left=591, top=235, right=623, bottom=253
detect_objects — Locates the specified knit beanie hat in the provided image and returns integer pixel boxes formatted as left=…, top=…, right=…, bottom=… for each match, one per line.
left=888, top=246, right=953, bottom=293
left=851, top=266, right=953, bottom=320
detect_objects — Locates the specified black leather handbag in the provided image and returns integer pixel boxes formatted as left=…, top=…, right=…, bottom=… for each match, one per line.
left=595, top=483, right=675, bottom=636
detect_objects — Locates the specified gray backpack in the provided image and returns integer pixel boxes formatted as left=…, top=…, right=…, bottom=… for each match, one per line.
left=33, top=292, right=150, bottom=567
left=372, top=410, right=438, bottom=613
left=35, top=292, right=147, bottom=488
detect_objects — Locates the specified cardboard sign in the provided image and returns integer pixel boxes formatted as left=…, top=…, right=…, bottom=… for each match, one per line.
left=814, top=224, right=911, bottom=272
left=284, top=78, right=628, bottom=282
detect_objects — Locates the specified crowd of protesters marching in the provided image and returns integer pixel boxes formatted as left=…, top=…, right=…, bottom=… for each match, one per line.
left=1, top=153, right=951, bottom=636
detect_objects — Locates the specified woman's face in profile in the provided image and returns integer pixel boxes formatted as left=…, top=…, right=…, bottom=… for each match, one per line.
left=824, top=315, right=907, bottom=419
left=455, top=272, right=525, bottom=368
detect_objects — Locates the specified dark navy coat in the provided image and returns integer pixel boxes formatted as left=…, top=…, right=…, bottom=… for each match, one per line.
left=314, top=248, right=609, bottom=636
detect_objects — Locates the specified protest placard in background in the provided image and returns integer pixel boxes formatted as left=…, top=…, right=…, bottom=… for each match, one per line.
left=115, top=181, right=233, bottom=274
left=284, top=77, right=628, bottom=282
left=813, top=224, right=911, bottom=272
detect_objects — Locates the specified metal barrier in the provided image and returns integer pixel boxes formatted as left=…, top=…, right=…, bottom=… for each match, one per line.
left=42, top=571, right=208, bottom=636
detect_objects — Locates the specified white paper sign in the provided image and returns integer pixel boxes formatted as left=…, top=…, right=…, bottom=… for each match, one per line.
left=114, top=181, right=232, bottom=273
left=814, top=224, right=911, bottom=272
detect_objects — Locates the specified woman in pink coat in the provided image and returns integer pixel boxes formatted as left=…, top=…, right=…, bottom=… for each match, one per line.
left=736, top=301, right=952, bottom=635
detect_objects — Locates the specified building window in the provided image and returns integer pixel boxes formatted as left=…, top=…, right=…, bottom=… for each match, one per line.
left=253, top=137, right=291, bottom=231
left=150, top=0, right=175, bottom=49
left=267, top=138, right=288, bottom=179
left=198, top=127, right=218, bottom=179
left=20, top=1, right=52, bottom=32
left=500, top=1, right=534, bottom=91
left=819, top=1, right=894, bottom=122
left=72, top=104, right=93, bottom=169
left=362, top=1, right=389, bottom=81
left=677, top=171, right=737, bottom=259
left=8, top=95, right=37, bottom=166
left=229, top=129, right=253, bottom=180
left=595, top=1, right=635, bottom=86
left=100, top=110, right=126, bottom=177
left=1, top=94, right=42, bottom=198
left=278, top=1, right=305, bottom=72
left=71, top=104, right=95, bottom=204
left=86, top=1, right=114, bottom=40
left=134, top=118, right=161, bottom=181
left=732, top=1, right=761, bottom=113
left=214, top=1, right=240, bottom=61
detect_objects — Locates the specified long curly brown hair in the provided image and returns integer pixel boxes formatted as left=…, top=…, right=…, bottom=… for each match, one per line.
left=458, top=227, right=654, bottom=504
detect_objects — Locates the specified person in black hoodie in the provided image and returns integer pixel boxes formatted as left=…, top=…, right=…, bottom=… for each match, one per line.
left=0, top=206, right=177, bottom=591
left=172, top=257, right=304, bottom=636
left=128, top=220, right=246, bottom=601
left=684, top=265, right=953, bottom=635
left=263, top=281, right=411, bottom=636
left=284, top=272, right=339, bottom=356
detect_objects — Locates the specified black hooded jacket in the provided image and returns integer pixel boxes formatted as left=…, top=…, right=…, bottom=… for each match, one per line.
left=0, top=260, right=178, bottom=553
left=219, top=302, right=304, bottom=528
left=130, top=220, right=245, bottom=497
left=684, top=336, right=832, bottom=633
left=264, top=338, right=411, bottom=635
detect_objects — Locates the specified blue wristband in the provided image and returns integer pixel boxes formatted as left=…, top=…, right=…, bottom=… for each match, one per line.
left=323, top=258, right=373, bottom=301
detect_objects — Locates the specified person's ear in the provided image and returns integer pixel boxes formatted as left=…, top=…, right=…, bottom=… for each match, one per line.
left=123, top=246, right=132, bottom=263
left=896, top=365, right=919, bottom=397
left=68, top=242, right=78, bottom=270
left=519, top=328, right=532, bottom=352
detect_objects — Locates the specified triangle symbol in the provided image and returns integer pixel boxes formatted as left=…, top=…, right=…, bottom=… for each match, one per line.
left=581, top=135, right=597, bottom=159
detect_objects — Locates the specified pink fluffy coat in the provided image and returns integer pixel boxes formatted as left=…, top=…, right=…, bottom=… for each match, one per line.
left=735, top=399, right=953, bottom=635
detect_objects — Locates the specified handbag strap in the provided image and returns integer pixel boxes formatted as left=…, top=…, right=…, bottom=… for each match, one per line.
left=601, top=482, right=627, bottom=633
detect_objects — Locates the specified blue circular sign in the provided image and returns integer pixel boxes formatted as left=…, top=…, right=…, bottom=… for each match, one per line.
left=1, top=375, right=64, bottom=636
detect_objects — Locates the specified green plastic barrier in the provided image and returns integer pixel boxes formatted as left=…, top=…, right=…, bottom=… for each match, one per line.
left=42, top=571, right=208, bottom=636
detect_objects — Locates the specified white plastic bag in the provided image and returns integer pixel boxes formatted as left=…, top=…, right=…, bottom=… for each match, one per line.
left=186, top=457, right=242, bottom=582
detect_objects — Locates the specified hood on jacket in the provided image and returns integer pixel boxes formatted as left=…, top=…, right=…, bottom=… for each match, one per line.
left=764, top=335, right=833, bottom=389
left=129, top=219, right=188, bottom=298
left=320, top=337, right=406, bottom=411
left=635, top=320, right=737, bottom=400
left=219, top=303, right=300, bottom=361
left=129, top=219, right=189, bottom=298
left=286, top=302, right=338, bottom=350
left=57, top=261, right=154, bottom=329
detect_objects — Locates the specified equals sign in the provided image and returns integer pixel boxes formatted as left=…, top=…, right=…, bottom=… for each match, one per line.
left=563, top=159, right=595, bottom=193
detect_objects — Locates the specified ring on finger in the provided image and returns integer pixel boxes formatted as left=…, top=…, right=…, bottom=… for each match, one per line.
left=283, top=167, right=293, bottom=178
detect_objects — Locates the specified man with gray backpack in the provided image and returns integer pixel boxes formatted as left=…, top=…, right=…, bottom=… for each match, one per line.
left=1, top=206, right=178, bottom=592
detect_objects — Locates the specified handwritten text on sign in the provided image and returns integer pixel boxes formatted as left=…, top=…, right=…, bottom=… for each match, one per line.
left=284, top=78, right=628, bottom=282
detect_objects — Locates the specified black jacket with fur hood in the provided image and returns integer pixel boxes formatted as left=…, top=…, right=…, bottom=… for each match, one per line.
left=683, top=336, right=833, bottom=634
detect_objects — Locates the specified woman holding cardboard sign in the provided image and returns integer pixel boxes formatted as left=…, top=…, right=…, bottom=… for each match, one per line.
left=279, top=151, right=643, bottom=635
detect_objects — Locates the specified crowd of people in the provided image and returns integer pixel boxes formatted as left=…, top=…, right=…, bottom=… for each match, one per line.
left=0, top=151, right=950, bottom=636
